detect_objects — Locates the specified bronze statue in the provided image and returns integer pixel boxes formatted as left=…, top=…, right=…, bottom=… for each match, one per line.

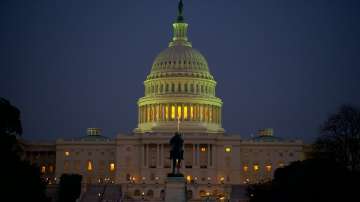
left=169, top=132, right=184, bottom=176
left=176, top=0, right=184, bottom=22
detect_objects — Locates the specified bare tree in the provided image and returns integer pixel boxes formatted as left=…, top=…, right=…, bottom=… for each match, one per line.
left=314, top=105, right=360, bottom=171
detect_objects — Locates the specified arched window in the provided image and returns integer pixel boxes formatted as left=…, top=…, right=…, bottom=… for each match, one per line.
left=160, top=84, right=164, bottom=93
left=196, top=84, right=199, bottom=93
left=190, top=84, right=194, bottom=92
left=184, top=83, right=188, bottom=92
left=171, top=83, right=175, bottom=92
left=178, top=83, right=182, bottom=92
left=165, top=83, right=169, bottom=92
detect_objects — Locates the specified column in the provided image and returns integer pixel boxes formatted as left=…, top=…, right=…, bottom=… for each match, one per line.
left=196, top=144, right=200, bottom=167
left=193, top=104, right=197, bottom=121
left=207, top=144, right=210, bottom=168
left=215, top=106, right=218, bottom=124
left=141, top=106, right=145, bottom=123
left=148, top=104, right=151, bottom=122
left=210, top=144, right=213, bottom=167
left=146, top=144, right=149, bottom=168
left=219, top=107, right=222, bottom=124
left=161, top=104, right=164, bottom=121
left=143, top=106, right=145, bottom=123
left=161, top=144, right=164, bottom=168
left=138, top=106, right=140, bottom=124
left=142, top=144, right=145, bottom=167
left=206, top=105, right=209, bottom=122
left=152, top=105, right=155, bottom=122
left=157, top=144, right=160, bottom=168
left=192, top=144, right=196, bottom=167
left=212, top=144, right=216, bottom=168
left=144, top=105, right=147, bottom=123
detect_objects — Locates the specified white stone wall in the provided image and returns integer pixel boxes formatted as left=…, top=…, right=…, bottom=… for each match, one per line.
left=54, top=133, right=304, bottom=199
left=55, top=139, right=116, bottom=184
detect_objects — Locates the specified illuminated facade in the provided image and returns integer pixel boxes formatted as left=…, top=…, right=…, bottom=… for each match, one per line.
left=25, top=1, right=306, bottom=201
left=135, top=10, right=223, bottom=134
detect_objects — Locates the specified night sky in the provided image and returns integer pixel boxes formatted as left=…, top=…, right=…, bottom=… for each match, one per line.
left=1, top=0, right=359, bottom=142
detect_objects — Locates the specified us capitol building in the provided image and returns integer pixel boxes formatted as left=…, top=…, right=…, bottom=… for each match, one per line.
left=24, top=1, right=305, bottom=201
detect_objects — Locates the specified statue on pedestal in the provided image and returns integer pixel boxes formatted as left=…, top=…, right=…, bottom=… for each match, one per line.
left=168, top=132, right=184, bottom=177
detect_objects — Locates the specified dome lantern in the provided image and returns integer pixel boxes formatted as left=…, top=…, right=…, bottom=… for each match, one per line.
left=169, top=0, right=191, bottom=47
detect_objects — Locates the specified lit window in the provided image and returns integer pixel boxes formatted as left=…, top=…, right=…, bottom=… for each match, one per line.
left=87, top=161, right=93, bottom=171
left=165, top=105, right=169, bottom=120
left=186, top=175, right=191, bottom=182
left=171, top=105, right=175, bottom=119
left=49, top=165, right=54, bottom=173
left=225, top=147, right=231, bottom=153
left=265, top=165, right=272, bottom=172
left=190, top=106, right=194, bottom=120
left=279, top=163, right=284, bottom=167
left=220, top=177, right=225, bottom=182
left=243, top=165, right=249, bottom=172
left=109, top=163, right=115, bottom=172
left=41, top=165, right=46, bottom=173
left=177, top=106, right=182, bottom=119
left=65, top=151, right=70, bottom=156
left=201, top=147, right=206, bottom=152
left=253, top=164, right=259, bottom=171
left=183, top=106, right=188, bottom=120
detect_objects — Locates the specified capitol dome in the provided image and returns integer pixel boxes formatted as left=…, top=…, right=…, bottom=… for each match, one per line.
left=135, top=0, right=224, bottom=134
left=148, top=45, right=214, bottom=80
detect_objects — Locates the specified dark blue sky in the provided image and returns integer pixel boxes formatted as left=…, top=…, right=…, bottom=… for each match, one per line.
left=1, top=0, right=359, bottom=142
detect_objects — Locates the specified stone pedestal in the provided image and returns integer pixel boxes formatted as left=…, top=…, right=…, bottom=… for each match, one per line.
left=165, top=176, right=186, bottom=202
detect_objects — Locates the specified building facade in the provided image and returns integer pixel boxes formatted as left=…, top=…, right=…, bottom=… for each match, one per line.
left=24, top=1, right=305, bottom=201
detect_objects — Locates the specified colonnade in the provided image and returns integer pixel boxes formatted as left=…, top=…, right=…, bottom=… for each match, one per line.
left=142, top=143, right=214, bottom=169
left=138, top=103, right=221, bottom=124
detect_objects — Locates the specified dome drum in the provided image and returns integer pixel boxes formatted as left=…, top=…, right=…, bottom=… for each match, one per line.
left=144, top=78, right=216, bottom=97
